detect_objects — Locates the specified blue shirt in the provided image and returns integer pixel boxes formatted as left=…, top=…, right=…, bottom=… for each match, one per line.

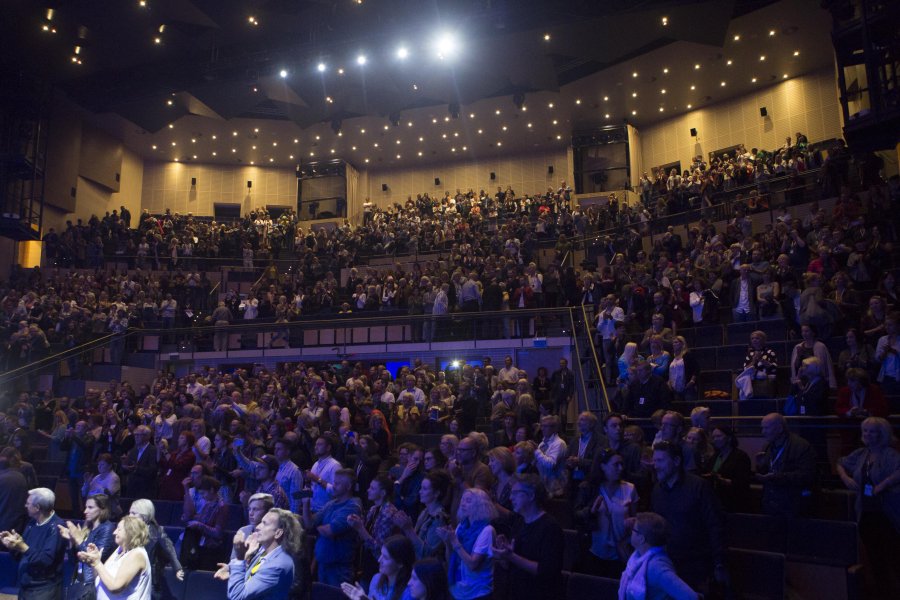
left=313, top=496, right=362, bottom=566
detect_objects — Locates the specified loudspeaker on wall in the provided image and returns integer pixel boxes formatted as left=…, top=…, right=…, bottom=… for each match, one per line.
left=381, top=183, right=388, bottom=191
left=548, top=165, right=554, bottom=175
left=490, top=172, right=496, bottom=180
left=247, top=181, right=252, bottom=189
left=191, top=177, right=197, bottom=186
left=690, top=128, right=697, bottom=137
left=760, top=107, right=768, bottom=117
left=434, top=177, right=441, bottom=185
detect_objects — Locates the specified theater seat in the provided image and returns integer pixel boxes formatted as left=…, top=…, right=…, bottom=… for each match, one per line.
left=565, top=571, right=619, bottom=600
left=312, top=582, right=347, bottom=600
left=785, top=518, right=863, bottom=600
left=725, top=513, right=787, bottom=553
left=184, top=570, right=227, bottom=600
left=726, top=548, right=785, bottom=600
left=0, top=551, right=18, bottom=595
left=159, top=566, right=186, bottom=600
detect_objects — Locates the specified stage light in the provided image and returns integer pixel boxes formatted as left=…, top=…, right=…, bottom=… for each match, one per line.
left=317, top=62, right=326, bottom=72
left=356, top=54, right=367, bottom=65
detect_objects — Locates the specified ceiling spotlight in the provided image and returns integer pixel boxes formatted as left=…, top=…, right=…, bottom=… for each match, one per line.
left=633, top=71, right=638, bottom=78
left=248, top=16, right=258, bottom=26
left=139, top=1, right=147, bottom=7
left=396, top=154, right=401, bottom=159
left=153, top=37, right=161, bottom=44
left=232, top=148, right=237, bottom=153
left=694, top=63, right=701, bottom=70
left=435, top=32, right=458, bottom=60
left=191, top=138, right=196, bottom=143
left=720, top=81, right=726, bottom=87
left=212, top=151, right=217, bottom=156
left=575, top=99, right=581, bottom=105
left=733, top=34, right=740, bottom=41
left=212, top=135, right=217, bottom=140
left=501, top=126, right=507, bottom=131
left=604, top=114, right=610, bottom=119
left=752, top=77, right=758, bottom=83
left=603, top=96, right=609, bottom=101
left=552, top=119, right=558, bottom=125
left=432, top=118, right=438, bottom=123
left=495, top=109, right=501, bottom=115
left=233, top=131, right=238, bottom=136
left=548, top=102, right=554, bottom=108
left=687, top=104, right=692, bottom=109
left=289, top=155, right=294, bottom=159
left=759, top=55, right=766, bottom=61
left=769, top=30, right=776, bottom=36
left=193, top=155, right=198, bottom=159
left=793, top=50, right=800, bottom=56
left=315, top=135, right=320, bottom=140
left=527, top=123, right=532, bottom=128
left=408, top=121, right=414, bottom=126
left=173, top=158, right=179, bottom=162
left=168, top=124, right=174, bottom=129
left=663, top=68, right=669, bottom=74
left=279, top=69, right=288, bottom=78
left=325, top=96, right=333, bottom=103
left=632, top=110, right=637, bottom=115
left=690, top=85, right=696, bottom=90
left=254, top=128, right=259, bottom=133
left=364, top=158, right=369, bottom=163
left=418, top=151, right=423, bottom=156
left=251, top=145, right=256, bottom=150
left=293, top=138, right=299, bottom=143
left=418, top=136, right=424, bottom=142
left=338, top=68, right=344, bottom=75
left=661, top=16, right=668, bottom=26
left=543, top=33, right=551, bottom=41
left=166, top=99, right=173, bottom=106
left=396, top=46, right=409, bottom=59
left=497, top=142, right=502, bottom=146
left=660, top=89, right=666, bottom=94
left=272, top=141, right=277, bottom=146
left=317, top=62, right=326, bottom=72
left=477, top=129, right=483, bottom=134
left=356, top=54, right=367, bottom=65
left=632, top=91, right=638, bottom=97
left=783, top=73, right=789, bottom=79
left=659, top=107, right=664, bottom=112
left=151, top=144, right=157, bottom=150
left=726, top=59, right=733, bottom=65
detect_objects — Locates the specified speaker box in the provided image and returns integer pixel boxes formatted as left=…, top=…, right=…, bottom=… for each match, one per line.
left=381, top=183, right=388, bottom=191
left=690, top=128, right=697, bottom=137
left=548, top=165, right=554, bottom=175
left=760, top=107, right=768, bottom=117
left=490, top=172, right=496, bottom=180
left=191, top=177, right=197, bottom=186
left=247, top=181, right=252, bottom=189
left=434, top=177, right=441, bottom=185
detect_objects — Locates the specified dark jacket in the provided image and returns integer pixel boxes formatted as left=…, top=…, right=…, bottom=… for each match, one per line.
left=566, top=432, right=602, bottom=486
left=621, top=375, right=671, bottom=418
left=125, top=442, right=158, bottom=498
left=708, top=448, right=752, bottom=512
left=757, top=433, right=817, bottom=517
left=729, top=275, right=760, bottom=315
left=0, top=467, right=28, bottom=533
left=74, top=520, right=116, bottom=586
left=651, top=472, right=725, bottom=590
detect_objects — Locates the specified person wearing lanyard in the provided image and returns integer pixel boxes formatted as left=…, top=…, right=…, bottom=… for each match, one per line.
left=225, top=508, right=301, bottom=600
left=874, top=313, right=900, bottom=396
left=565, top=412, right=601, bottom=498
left=836, top=417, right=900, bottom=600
left=755, top=413, right=816, bottom=517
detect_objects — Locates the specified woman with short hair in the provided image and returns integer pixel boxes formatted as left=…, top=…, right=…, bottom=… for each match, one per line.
left=127, top=498, right=184, bottom=594
left=618, top=512, right=698, bottom=600
left=77, top=515, right=152, bottom=600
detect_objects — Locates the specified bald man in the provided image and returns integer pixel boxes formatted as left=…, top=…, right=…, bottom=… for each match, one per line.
left=755, top=413, right=816, bottom=517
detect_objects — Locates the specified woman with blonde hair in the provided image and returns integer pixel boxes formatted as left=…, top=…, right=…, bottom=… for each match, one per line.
left=616, top=343, right=642, bottom=386
left=438, top=488, right=496, bottom=600
left=37, top=408, right=70, bottom=461
left=77, top=515, right=152, bottom=600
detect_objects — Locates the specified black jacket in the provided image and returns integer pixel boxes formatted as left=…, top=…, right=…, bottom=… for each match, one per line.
left=757, top=433, right=817, bottom=517
left=621, top=375, right=671, bottom=418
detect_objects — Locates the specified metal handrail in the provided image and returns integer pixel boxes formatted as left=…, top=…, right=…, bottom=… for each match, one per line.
left=580, top=303, right=611, bottom=414
left=568, top=307, right=591, bottom=417
left=0, top=330, right=132, bottom=385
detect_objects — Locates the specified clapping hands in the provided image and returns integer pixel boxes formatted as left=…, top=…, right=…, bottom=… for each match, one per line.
left=340, top=581, right=369, bottom=600
left=76, top=543, right=102, bottom=566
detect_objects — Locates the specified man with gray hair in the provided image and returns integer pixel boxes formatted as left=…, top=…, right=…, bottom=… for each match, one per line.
left=0, top=488, right=67, bottom=599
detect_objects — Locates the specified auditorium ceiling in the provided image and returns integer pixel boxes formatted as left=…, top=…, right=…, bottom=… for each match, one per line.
left=1, top=0, right=834, bottom=169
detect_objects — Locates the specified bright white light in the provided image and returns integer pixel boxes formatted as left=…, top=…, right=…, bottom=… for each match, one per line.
left=279, top=69, right=288, bottom=78
left=356, top=54, right=367, bottom=65
left=317, top=62, right=326, bottom=72
left=396, top=47, right=409, bottom=59
left=435, top=32, right=458, bottom=60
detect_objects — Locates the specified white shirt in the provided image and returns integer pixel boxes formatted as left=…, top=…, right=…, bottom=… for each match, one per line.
left=96, top=546, right=151, bottom=600
left=535, top=433, right=568, bottom=497
left=311, top=455, right=342, bottom=512
left=596, top=306, right=625, bottom=339
left=737, top=279, right=751, bottom=313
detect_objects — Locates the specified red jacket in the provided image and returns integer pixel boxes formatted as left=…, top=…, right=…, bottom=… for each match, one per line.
left=834, top=384, right=889, bottom=418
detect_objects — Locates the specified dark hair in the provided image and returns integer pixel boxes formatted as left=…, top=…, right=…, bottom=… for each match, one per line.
left=359, top=434, right=380, bottom=457
left=412, top=558, right=451, bottom=600
left=652, top=440, right=683, bottom=463
left=710, top=424, right=739, bottom=448
left=603, top=412, right=626, bottom=427
left=257, top=455, right=279, bottom=476
left=423, top=469, right=452, bottom=503
left=371, top=474, right=394, bottom=501
left=198, top=475, right=221, bottom=492
left=379, top=536, right=416, bottom=600
left=335, top=468, right=356, bottom=485
left=425, top=447, right=447, bottom=469
left=511, top=473, right=548, bottom=508
left=85, top=494, right=111, bottom=524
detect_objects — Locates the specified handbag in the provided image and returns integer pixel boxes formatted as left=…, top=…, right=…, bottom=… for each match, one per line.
left=66, top=573, right=96, bottom=600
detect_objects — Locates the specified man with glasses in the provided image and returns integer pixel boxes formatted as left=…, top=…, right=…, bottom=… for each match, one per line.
left=619, top=512, right=699, bottom=599
left=122, top=425, right=157, bottom=499
left=492, top=474, right=564, bottom=600
left=450, top=435, right=494, bottom=516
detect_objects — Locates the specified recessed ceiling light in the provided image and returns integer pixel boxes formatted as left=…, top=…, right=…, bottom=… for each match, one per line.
left=783, top=73, right=789, bottom=78
left=418, top=136, right=424, bottom=142
left=331, top=149, right=336, bottom=154
left=720, top=81, right=726, bottom=87
left=317, top=62, right=326, bottom=72
left=396, top=140, right=401, bottom=144
left=760, top=55, right=766, bottom=61
left=154, top=37, right=161, bottom=44
left=632, top=110, right=637, bottom=115
left=552, top=119, right=558, bottom=125
left=663, top=68, right=669, bottom=74
left=469, top=113, right=475, bottom=118
left=793, top=50, right=800, bottom=56
left=151, top=144, right=157, bottom=150
left=521, top=106, right=527, bottom=111
left=310, top=152, right=314, bottom=156
left=417, top=151, right=423, bottom=156
left=660, top=89, right=666, bottom=94
left=501, top=126, right=507, bottom=131
left=632, top=71, right=638, bottom=78
left=751, top=77, right=757, bottom=83
left=661, top=16, right=668, bottom=26
left=269, top=158, right=274, bottom=162
left=690, top=85, right=696, bottom=90
left=168, top=124, right=174, bottom=129
left=408, top=121, right=414, bottom=127
left=497, top=141, right=502, bottom=146
left=356, top=54, right=367, bottom=65
left=337, top=68, right=344, bottom=75
left=360, top=129, right=366, bottom=134
left=232, top=148, right=237, bottom=153
left=173, top=158, right=178, bottom=162
left=364, top=158, right=369, bottom=163
left=632, top=91, right=638, bottom=97
left=211, top=135, right=217, bottom=140
left=442, top=133, right=447, bottom=139
left=733, top=34, right=740, bottom=41
left=444, top=116, right=450, bottom=122
left=254, top=128, right=259, bottom=133
left=384, top=124, right=390, bottom=130
left=337, top=131, right=343, bottom=137
left=293, top=138, right=299, bottom=143
left=289, top=155, right=294, bottom=159
left=604, top=114, right=609, bottom=119
left=555, top=135, right=561, bottom=140
left=396, top=154, right=401, bottom=159
left=279, top=69, right=288, bottom=78
left=315, top=135, right=320, bottom=140
left=769, top=30, right=776, bottom=36
left=462, top=146, right=467, bottom=151
left=166, top=99, right=173, bottom=106
left=726, top=59, right=732, bottom=66
left=432, top=118, right=438, bottom=123
left=251, top=145, right=256, bottom=150
left=659, top=107, right=664, bottom=112
left=451, top=148, right=456, bottom=152
left=603, top=96, right=609, bottom=101
left=575, top=99, right=581, bottom=104
left=171, top=141, right=176, bottom=146
left=249, top=161, right=254, bottom=165
left=351, top=146, right=356, bottom=151
left=495, top=109, right=501, bottom=115
left=396, top=46, right=409, bottom=59
left=453, top=132, right=458, bottom=137
left=212, top=151, right=217, bottom=156
left=191, top=138, right=196, bottom=143
left=694, top=63, right=701, bottom=70
left=527, top=123, right=532, bottom=128
left=233, top=131, right=238, bottom=136
left=477, top=129, right=483, bottom=134
left=548, top=102, right=554, bottom=108
left=543, top=33, right=551, bottom=41
left=374, top=142, right=379, bottom=147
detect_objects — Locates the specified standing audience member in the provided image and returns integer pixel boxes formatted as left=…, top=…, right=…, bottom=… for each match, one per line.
left=306, top=436, right=342, bottom=512
left=650, top=441, right=726, bottom=593
left=226, top=509, right=302, bottom=600
left=755, top=413, right=816, bottom=517
left=439, top=488, right=496, bottom=600
left=549, top=359, right=576, bottom=430
left=492, top=474, right=565, bottom=600
left=533, top=416, right=568, bottom=498
left=127, top=499, right=184, bottom=594
left=836, top=417, right=900, bottom=600
left=565, top=412, right=601, bottom=497
left=301, top=468, right=363, bottom=586
left=0, top=488, right=67, bottom=600
left=706, top=425, right=751, bottom=513
left=77, top=516, right=152, bottom=600
left=618, top=512, right=699, bottom=600
left=59, top=494, right=116, bottom=597
left=0, top=456, right=28, bottom=533
left=393, top=470, right=452, bottom=560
